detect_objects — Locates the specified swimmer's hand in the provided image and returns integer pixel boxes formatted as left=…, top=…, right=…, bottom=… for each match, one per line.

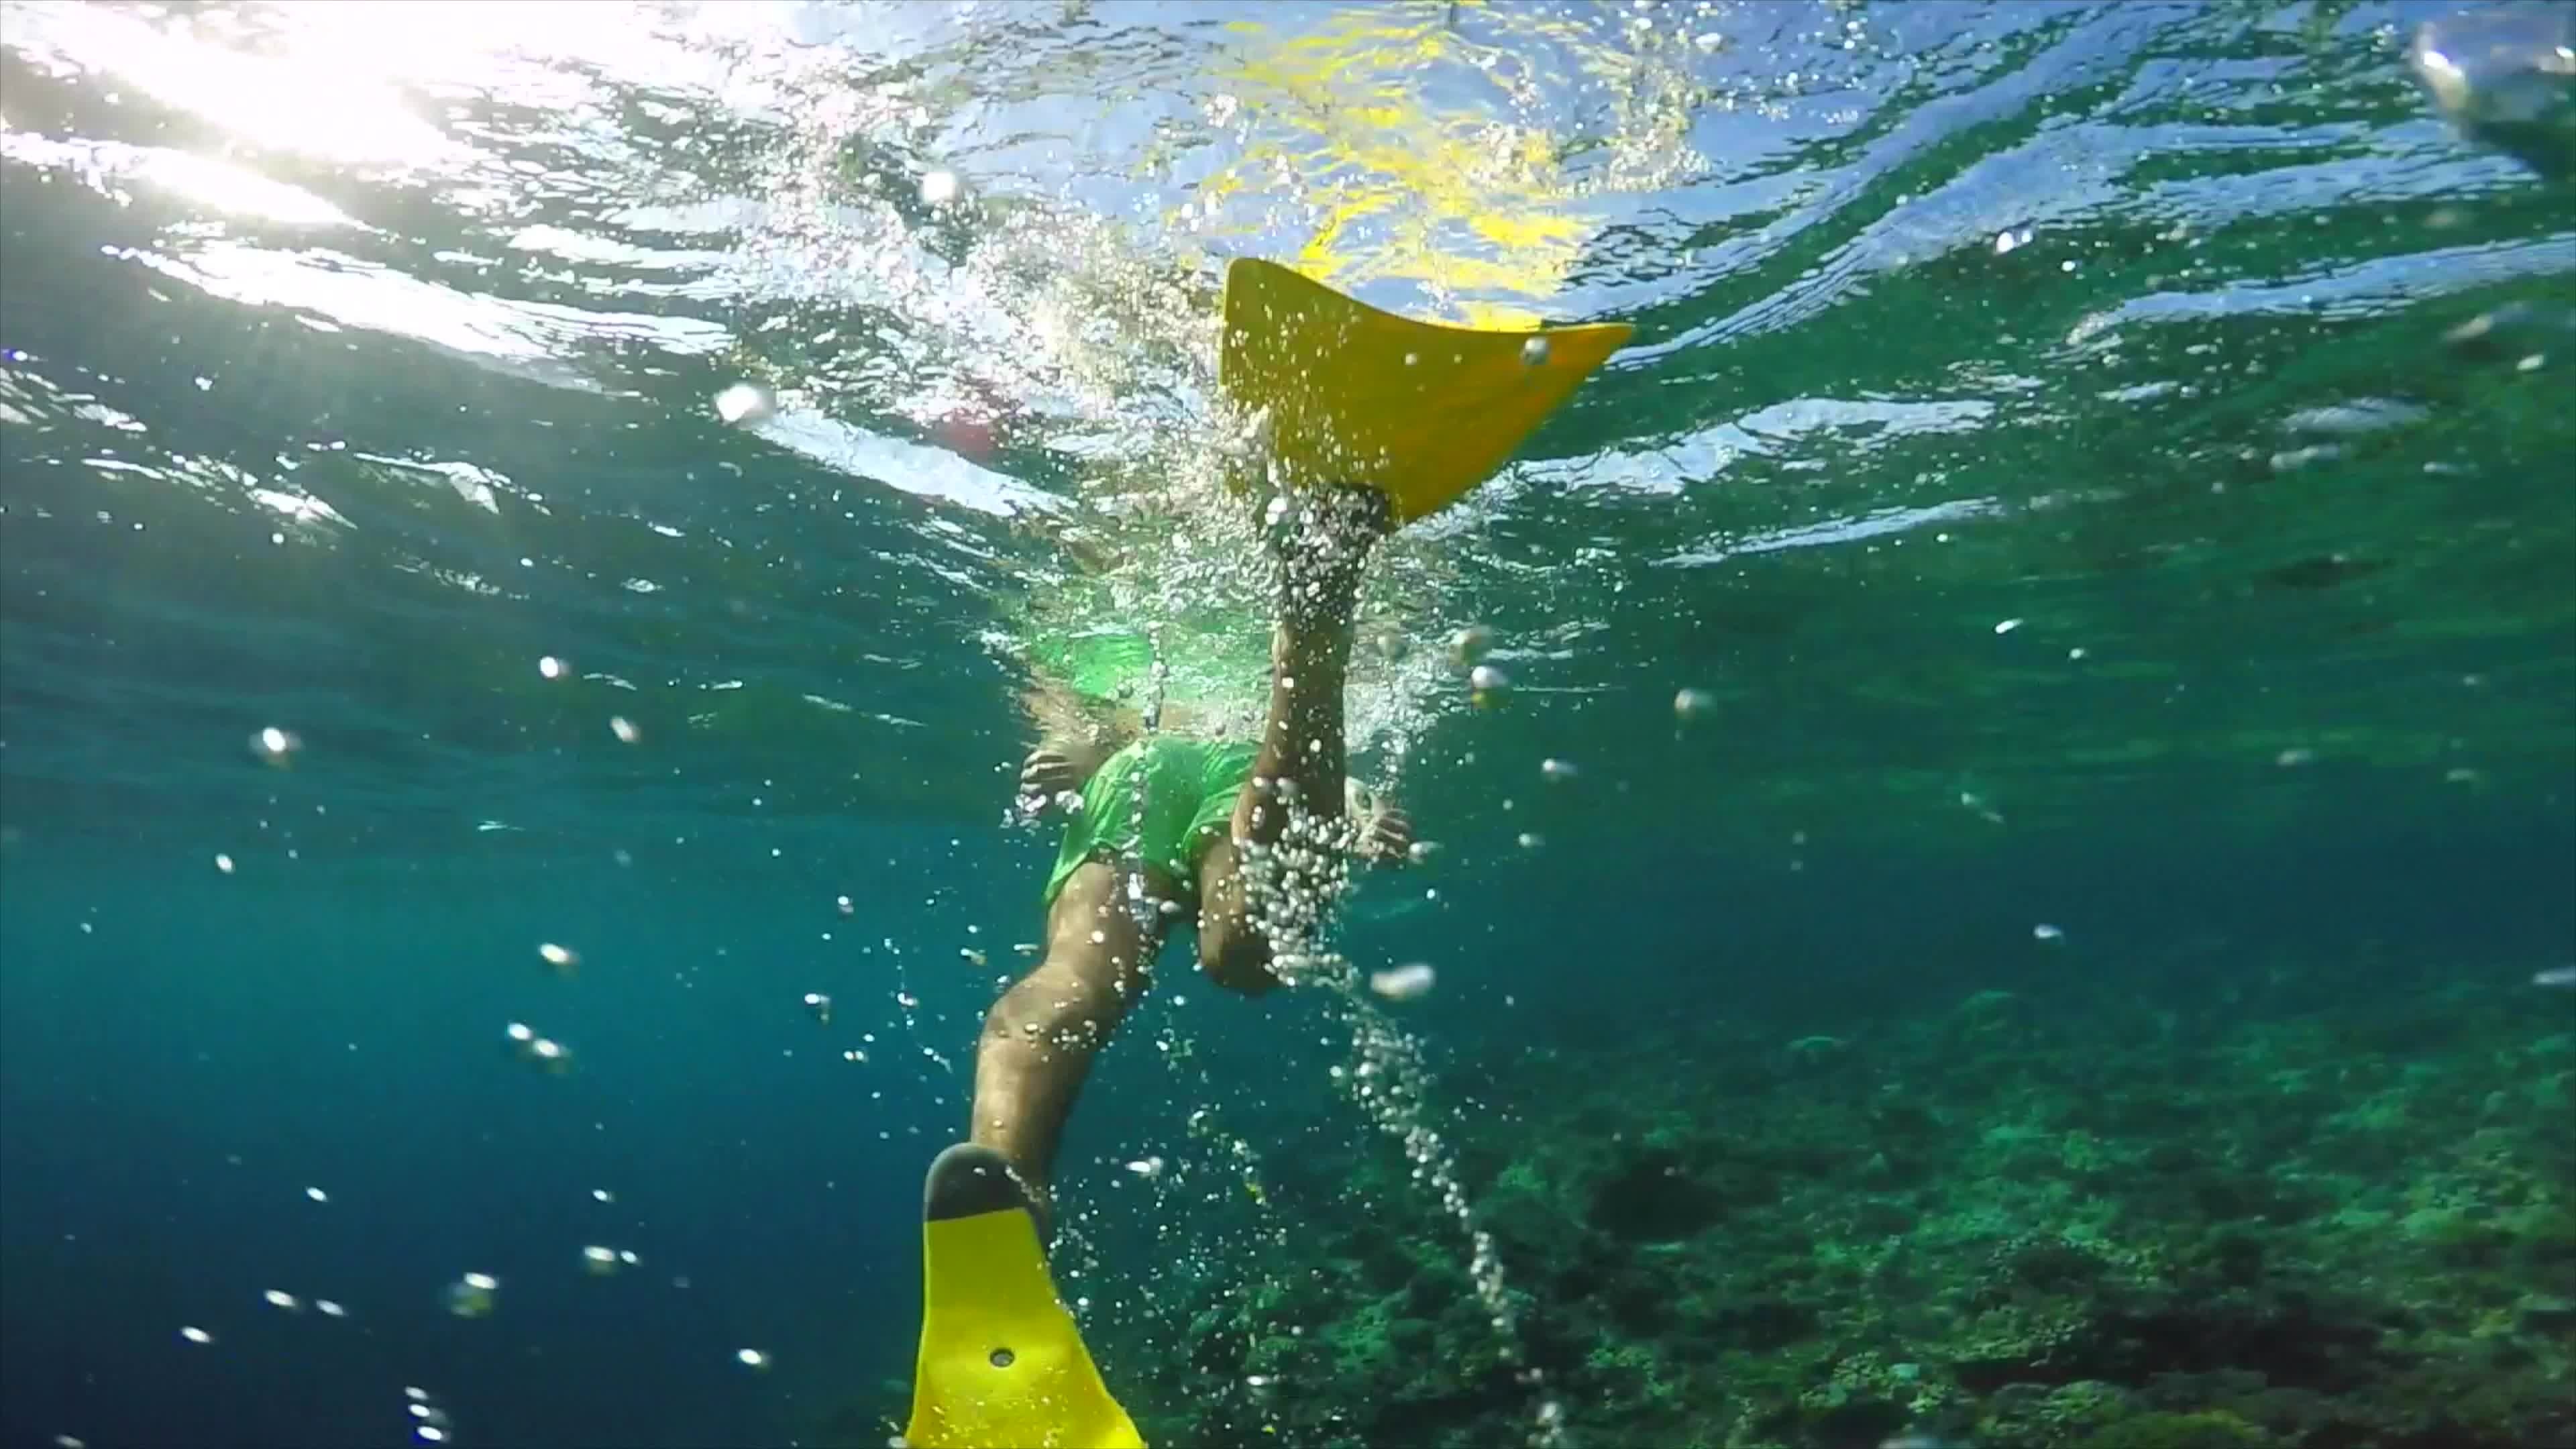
left=1360, top=804, right=1414, bottom=867
left=1020, top=748, right=1082, bottom=810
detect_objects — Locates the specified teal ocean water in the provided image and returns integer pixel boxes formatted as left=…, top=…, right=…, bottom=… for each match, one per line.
left=2, top=3, right=2571, bottom=1446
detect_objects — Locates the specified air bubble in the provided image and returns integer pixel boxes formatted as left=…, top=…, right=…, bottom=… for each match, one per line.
left=714, top=384, right=772, bottom=426
left=441, top=1274, right=497, bottom=1318
left=1369, top=963, right=1437, bottom=1001
left=502, top=1024, right=570, bottom=1075
left=250, top=727, right=301, bottom=765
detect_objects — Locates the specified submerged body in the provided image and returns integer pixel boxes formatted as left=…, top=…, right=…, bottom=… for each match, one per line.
left=904, top=259, right=1631, bottom=1449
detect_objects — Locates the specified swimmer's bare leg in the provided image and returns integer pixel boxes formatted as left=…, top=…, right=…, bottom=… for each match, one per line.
left=1197, top=490, right=1389, bottom=991
left=970, top=859, right=1169, bottom=1222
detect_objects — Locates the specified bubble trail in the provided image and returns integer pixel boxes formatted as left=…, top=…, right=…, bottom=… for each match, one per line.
left=1238, top=795, right=1566, bottom=1446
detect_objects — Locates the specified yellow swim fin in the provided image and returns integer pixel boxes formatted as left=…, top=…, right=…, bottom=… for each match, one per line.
left=1218, top=257, right=1634, bottom=526
left=904, top=1144, right=1145, bottom=1449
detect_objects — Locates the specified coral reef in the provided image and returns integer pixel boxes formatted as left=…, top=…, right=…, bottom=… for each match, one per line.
left=1076, top=967, right=2576, bottom=1448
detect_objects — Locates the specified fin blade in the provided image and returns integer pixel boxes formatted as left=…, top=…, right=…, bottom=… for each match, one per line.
left=1219, top=257, right=1632, bottom=524
left=906, top=1146, right=1145, bottom=1449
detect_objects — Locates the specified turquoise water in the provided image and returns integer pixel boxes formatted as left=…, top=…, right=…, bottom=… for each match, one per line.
left=2, top=2, right=2571, bottom=1446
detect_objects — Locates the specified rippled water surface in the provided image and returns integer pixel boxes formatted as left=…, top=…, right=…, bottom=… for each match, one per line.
left=2, top=2, right=2570, bottom=1446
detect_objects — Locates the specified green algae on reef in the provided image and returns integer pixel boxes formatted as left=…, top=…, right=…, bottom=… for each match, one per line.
left=1049, top=967, right=2576, bottom=1449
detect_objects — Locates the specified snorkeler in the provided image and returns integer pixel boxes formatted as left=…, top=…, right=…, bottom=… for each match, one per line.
left=981, top=478, right=1416, bottom=1221
left=904, top=259, right=1631, bottom=1449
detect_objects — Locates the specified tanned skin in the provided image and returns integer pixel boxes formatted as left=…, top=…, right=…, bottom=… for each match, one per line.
left=968, top=490, right=1410, bottom=1227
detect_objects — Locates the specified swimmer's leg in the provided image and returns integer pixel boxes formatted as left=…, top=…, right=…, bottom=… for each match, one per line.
left=970, top=859, right=1170, bottom=1219
left=1196, top=490, right=1387, bottom=991
left=1194, top=835, right=1270, bottom=994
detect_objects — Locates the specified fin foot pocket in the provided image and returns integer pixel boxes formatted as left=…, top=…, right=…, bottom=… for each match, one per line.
left=906, top=1145, right=1144, bottom=1449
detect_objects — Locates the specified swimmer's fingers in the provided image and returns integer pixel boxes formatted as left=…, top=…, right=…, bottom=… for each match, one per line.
left=1020, top=749, right=1080, bottom=802
left=1362, top=805, right=1414, bottom=866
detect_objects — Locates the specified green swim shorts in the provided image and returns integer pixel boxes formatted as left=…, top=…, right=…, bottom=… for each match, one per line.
left=1044, top=736, right=1258, bottom=908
